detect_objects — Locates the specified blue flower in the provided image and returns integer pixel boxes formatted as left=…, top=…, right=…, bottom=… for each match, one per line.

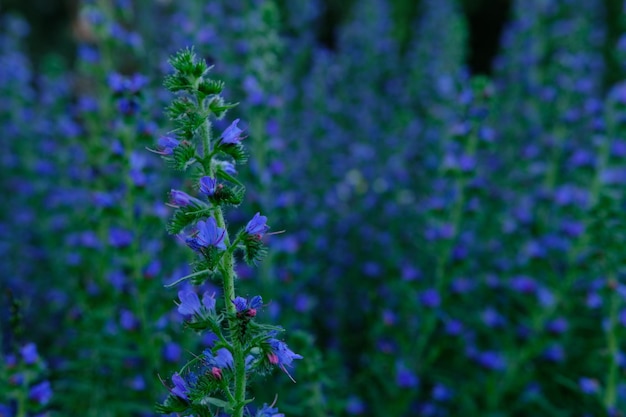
left=107, top=72, right=126, bottom=93
left=220, top=119, right=246, bottom=144
left=187, top=218, right=227, bottom=251
left=109, top=227, right=133, bottom=248
left=199, top=176, right=217, bottom=196
left=579, top=377, right=600, bottom=394
left=245, top=213, right=269, bottom=236
left=233, top=295, right=263, bottom=317
left=29, top=381, right=52, bottom=405
left=20, top=343, right=39, bottom=364
left=177, top=290, right=216, bottom=317
left=475, top=351, right=506, bottom=371
left=203, top=347, right=234, bottom=370
left=420, top=288, right=440, bottom=308
left=396, top=361, right=419, bottom=388
left=0, top=404, right=12, bottom=417
left=171, top=372, right=189, bottom=400
left=163, top=342, right=182, bottom=363
left=267, top=337, right=303, bottom=378
left=255, top=403, right=284, bottom=417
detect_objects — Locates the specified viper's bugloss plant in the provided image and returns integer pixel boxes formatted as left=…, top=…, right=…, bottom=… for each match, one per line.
left=154, top=48, right=301, bottom=417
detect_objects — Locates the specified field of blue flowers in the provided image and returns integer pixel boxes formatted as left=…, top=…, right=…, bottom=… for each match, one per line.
left=2, top=0, right=626, bottom=416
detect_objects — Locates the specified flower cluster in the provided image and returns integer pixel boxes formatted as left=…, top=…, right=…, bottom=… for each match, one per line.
left=0, top=342, right=53, bottom=416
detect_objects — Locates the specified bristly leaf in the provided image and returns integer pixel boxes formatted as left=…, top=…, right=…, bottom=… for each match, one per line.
left=155, top=394, right=189, bottom=414
left=190, top=260, right=222, bottom=285
left=167, top=203, right=210, bottom=235
left=166, top=140, right=197, bottom=171
left=208, top=97, right=238, bottom=119
left=217, top=185, right=245, bottom=207
left=215, top=167, right=244, bottom=187
left=163, top=73, right=194, bottom=93
left=216, top=142, right=248, bottom=164
left=168, top=47, right=208, bottom=78
left=241, top=233, right=268, bottom=265
left=199, top=245, right=225, bottom=271
left=166, top=98, right=207, bottom=139
left=197, top=79, right=225, bottom=99
left=167, top=97, right=196, bottom=120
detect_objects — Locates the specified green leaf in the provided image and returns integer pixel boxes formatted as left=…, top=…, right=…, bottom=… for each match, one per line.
left=217, top=142, right=248, bottom=164
left=200, top=396, right=229, bottom=408
left=167, top=140, right=197, bottom=171
left=216, top=166, right=244, bottom=186
left=208, top=96, right=238, bottom=118
left=197, top=79, right=225, bottom=98
left=166, top=203, right=209, bottom=235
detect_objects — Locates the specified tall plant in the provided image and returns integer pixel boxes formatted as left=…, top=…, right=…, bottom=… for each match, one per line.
left=154, top=48, right=302, bottom=417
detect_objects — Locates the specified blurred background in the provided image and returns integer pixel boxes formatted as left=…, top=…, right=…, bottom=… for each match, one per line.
left=2, top=0, right=626, bottom=416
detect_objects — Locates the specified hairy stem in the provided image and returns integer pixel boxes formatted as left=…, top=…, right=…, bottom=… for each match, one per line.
left=200, top=113, right=247, bottom=417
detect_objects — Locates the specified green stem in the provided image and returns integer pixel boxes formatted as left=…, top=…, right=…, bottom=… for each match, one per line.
left=199, top=113, right=247, bottom=417
left=16, top=382, right=27, bottom=417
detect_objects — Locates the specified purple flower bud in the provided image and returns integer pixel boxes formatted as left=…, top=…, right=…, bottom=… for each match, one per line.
left=220, top=118, right=246, bottom=144
left=245, top=212, right=269, bottom=236
left=169, top=189, right=193, bottom=207
left=199, top=176, right=217, bottom=196
left=156, top=136, right=179, bottom=155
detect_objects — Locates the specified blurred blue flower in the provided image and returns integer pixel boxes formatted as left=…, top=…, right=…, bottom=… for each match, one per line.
left=579, top=377, right=600, bottom=394
left=255, top=403, right=284, bottom=417
left=20, top=342, right=39, bottom=364
left=29, top=381, right=52, bottom=405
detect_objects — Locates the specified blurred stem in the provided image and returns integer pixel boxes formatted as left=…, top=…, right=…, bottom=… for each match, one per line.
left=416, top=127, right=479, bottom=364
left=604, top=279, right=619, bottom=409
left=503, top=99, right=617, bottom=398
left=119, top=117, right=160, bottom=391
left=16, top=381, right=26, bottom=417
